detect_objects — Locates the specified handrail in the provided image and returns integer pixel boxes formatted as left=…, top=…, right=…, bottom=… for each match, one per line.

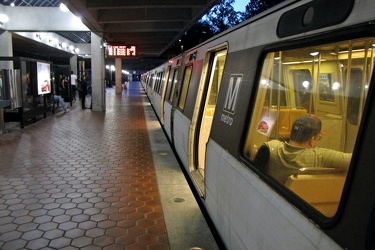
left=294, top=167, right=347, bottom=177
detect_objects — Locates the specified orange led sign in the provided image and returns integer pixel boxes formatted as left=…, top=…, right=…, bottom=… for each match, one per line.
left=107, top=45, right=136, bottom=57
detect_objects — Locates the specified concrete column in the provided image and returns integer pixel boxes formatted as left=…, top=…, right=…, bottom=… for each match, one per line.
left=0, top=31, right=13, bottom=69
left=70, top=55, right=78, bottom=74
left=91, top=32, right=105, bottom=111
left=115, top=57, right=122, bottom=94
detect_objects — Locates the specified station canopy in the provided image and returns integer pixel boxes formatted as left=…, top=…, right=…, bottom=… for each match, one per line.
left=1, top=0, right=218, bottom=65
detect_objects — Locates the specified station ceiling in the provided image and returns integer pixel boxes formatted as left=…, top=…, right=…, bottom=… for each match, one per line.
left=61, top=0, right=219, bottom=58
left=1, top=0, right=218, bottom=71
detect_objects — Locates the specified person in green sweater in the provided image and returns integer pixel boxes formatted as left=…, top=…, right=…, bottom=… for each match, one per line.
left=257, top=115, right=352, bottom=184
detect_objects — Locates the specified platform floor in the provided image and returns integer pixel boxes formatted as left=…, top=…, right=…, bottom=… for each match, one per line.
left=0, top=82, right=220, bottom=250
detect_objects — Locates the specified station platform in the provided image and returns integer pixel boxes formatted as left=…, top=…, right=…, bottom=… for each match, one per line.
left=0, top=82, right=220, bottom=250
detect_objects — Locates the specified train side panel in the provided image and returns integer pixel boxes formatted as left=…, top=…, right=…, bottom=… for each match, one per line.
left=205, top=141, right=342, bottom=249
left=204, top=1, right=375, bottom=249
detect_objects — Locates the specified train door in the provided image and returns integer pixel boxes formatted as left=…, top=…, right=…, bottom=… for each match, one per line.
left=189, top=47, right=227, bottom=194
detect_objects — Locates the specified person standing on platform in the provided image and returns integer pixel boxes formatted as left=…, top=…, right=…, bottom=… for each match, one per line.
left=80, top=75, right=88, bottom=109
left=70, top=71, right=77, bottom=102
left=61, top=75, right=68, bottom=95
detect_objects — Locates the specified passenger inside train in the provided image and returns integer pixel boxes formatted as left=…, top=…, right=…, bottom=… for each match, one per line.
left=255, top=115, right=352, bottom=184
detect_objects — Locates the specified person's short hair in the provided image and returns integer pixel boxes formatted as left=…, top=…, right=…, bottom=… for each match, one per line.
left=290, top=115, right=322, bottom=143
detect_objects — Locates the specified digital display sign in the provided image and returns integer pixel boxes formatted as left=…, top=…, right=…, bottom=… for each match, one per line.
left=107, top=45, right=137, bottom=57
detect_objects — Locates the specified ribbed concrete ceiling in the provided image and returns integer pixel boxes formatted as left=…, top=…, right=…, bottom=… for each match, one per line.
left=61, top=0, right=219, bottom=57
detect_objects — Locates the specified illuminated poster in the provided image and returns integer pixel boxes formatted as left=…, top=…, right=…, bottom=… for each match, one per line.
left=37, top=62, right=51, bottom=95
left=107, top=45, right=137, bottom=57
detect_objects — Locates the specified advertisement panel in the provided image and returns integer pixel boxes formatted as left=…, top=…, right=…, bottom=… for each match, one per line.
left=37, top=62, right=51, bottom=95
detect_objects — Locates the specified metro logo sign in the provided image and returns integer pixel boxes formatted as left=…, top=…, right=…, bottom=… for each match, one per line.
left=107, top=45, right=137, bottom=57
left=223, top=74, right=242, bottom=115
left=221, top=74, right=242, bottom=126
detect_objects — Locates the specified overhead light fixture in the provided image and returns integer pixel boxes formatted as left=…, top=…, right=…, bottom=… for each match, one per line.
left=10, top=3, right=15, bottom=7
left=73, top=16, right=81, bottom=24
left=310, top=51, right=319, bottom=56
left=59, top=3, right=69, bottom=12
left=74, top=48, right=80, bottom=53
left=0, top=14, right=9, bottom=25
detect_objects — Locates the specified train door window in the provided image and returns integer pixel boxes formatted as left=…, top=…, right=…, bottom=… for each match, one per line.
left=153, top=73, right=159, bottom=92
left=167, top=68, right=178, bottom=103
left=159, top=71, right=166, bottom=95
left=149, top=74, right=155, bottom=89
left=244, top=37, right=375, bottom=218
left=346, top=68, right=362, bottom=125
left=292, top=69, right=314, bottom=113
left=319, top=73, right=335, bottom=102
left=178, top=65, right=193, bottom=110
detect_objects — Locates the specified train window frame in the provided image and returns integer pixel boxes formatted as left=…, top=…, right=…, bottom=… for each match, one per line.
left=178, top=65, right=193, bottom=110
left=242, top=36, right=375, bottom=224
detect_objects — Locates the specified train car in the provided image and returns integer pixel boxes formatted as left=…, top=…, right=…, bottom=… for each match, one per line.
left=144, top=0, right=375, bottom=248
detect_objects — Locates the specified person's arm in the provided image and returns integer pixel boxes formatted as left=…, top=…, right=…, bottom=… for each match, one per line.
left=319, top=148, right=352, bottom=169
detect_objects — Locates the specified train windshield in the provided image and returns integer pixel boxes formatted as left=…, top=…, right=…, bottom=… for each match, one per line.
left=244, top=37, right=374, bottom=217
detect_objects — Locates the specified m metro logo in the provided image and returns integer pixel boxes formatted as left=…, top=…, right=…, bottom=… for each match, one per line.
left=221, top=74, right=242, bottom=126
left=223, top=74, right=242, bottom=115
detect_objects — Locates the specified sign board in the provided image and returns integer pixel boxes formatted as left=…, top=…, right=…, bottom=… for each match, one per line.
left=107, top=45, right=137, bottom=57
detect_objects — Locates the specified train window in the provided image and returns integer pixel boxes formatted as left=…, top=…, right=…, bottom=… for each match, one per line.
left=153, top=73, right=160, bottom=92
left=167, top=68, right=179, bottom=103
left=244, top=37, right=375, bottom=217
left=154, top=72, right=165, bottom=94
left=158, top=71, right=166, bottom=95
left=149, top=74, right=155, bottom=89
left=319, top=73, right=335, bottom=102
left=178, top=65, right=193, bottom=110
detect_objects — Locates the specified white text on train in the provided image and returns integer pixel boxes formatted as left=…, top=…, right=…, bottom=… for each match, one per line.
left=223, top=74, right=242, bottom=115
left=221, top=113, right=233, bottom=125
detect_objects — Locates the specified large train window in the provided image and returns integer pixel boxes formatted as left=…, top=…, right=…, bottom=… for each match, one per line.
left=244, top=37, right=375, bottom=217
left=178, top=65, right=193, bottom=110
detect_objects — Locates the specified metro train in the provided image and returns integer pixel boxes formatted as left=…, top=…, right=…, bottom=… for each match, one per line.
left=141, top=0, right=375, bottom=249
